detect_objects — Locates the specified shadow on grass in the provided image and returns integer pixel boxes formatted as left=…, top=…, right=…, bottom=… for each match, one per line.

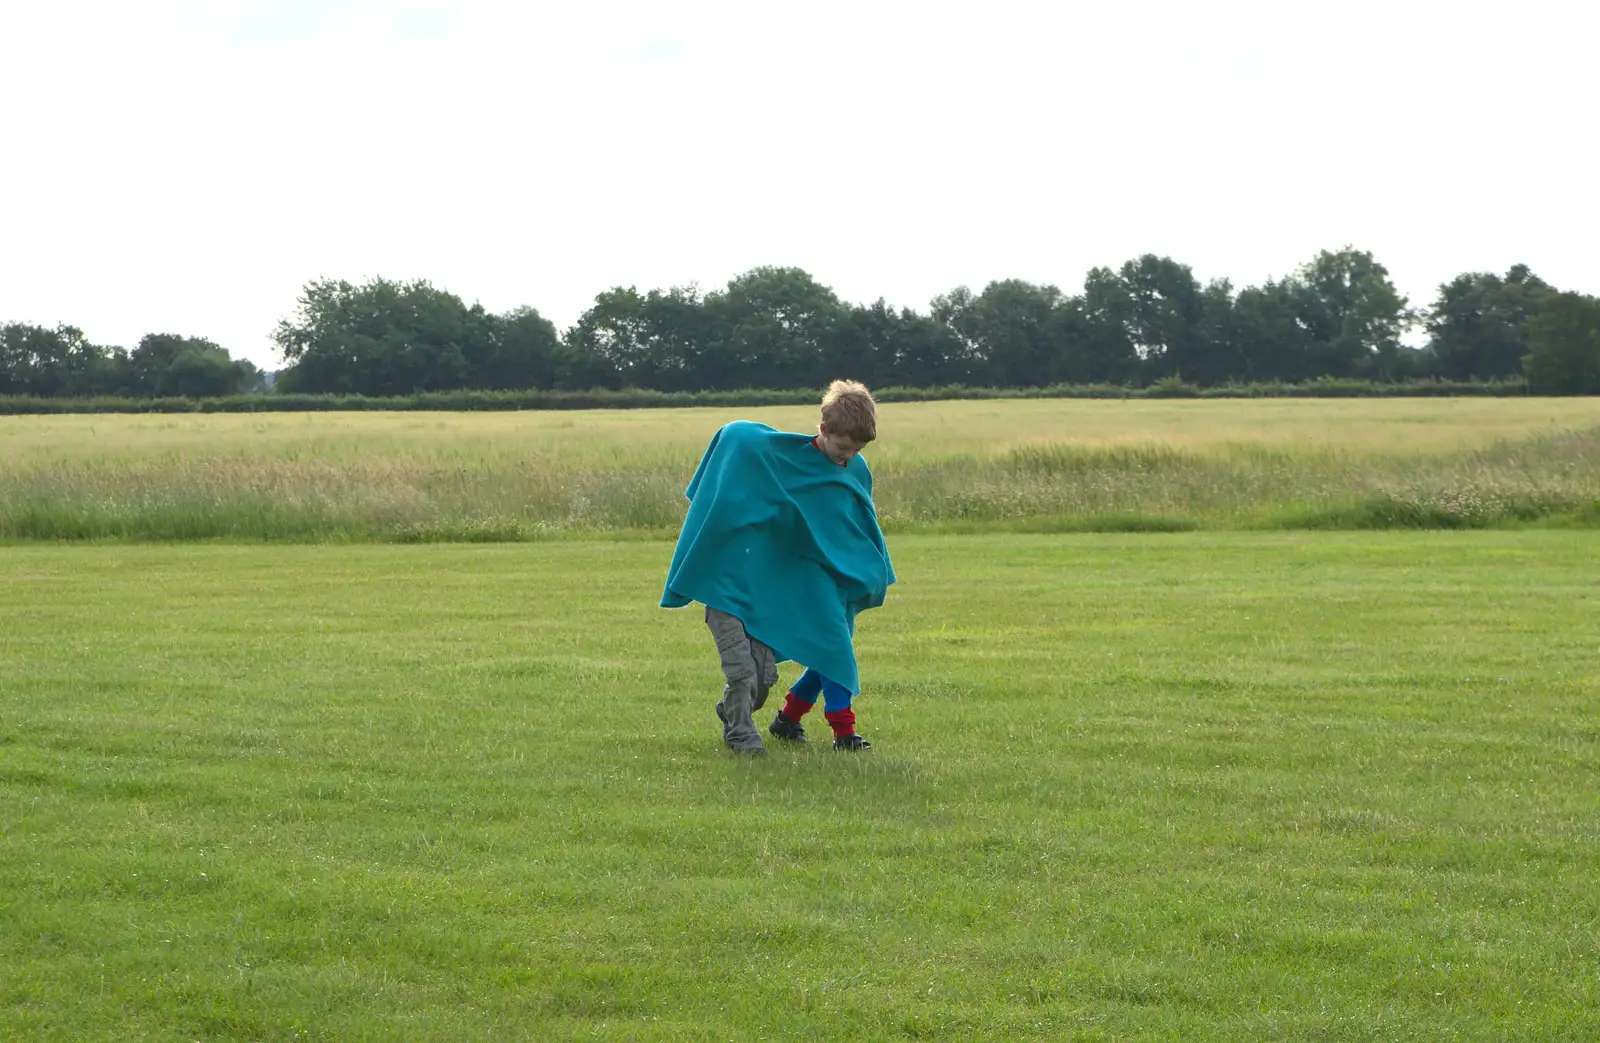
left=1270, top=495, right=1600, bottom=531
left=5, top=501, right=1598, bottom=543
left=888, top=514, right=1201, bottom=536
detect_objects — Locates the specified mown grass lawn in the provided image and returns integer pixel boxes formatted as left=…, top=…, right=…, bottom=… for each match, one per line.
left=2, top=533, right=1597, bottom=1040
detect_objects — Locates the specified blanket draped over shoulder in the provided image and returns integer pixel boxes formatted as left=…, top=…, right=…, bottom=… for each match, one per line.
left=660, top=421, right=895, bottom=694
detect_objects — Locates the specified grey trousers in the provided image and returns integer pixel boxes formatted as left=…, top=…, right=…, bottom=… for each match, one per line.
left=705, top=606, right=778, bottom=751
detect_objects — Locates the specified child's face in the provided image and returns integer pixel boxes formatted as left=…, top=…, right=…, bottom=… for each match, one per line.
left=817, top=424, right=867, bottom=465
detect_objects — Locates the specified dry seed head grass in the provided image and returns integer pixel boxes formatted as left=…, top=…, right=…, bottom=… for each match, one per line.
left=7, top=398, right=1600, bottom=464
left=2, top=400, right=1598, bottom=538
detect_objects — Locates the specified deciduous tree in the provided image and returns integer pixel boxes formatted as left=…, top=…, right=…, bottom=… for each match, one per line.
left=1425, top=265, right=1551, bottom=380
left=1524, top=292, right=1600, bottom=393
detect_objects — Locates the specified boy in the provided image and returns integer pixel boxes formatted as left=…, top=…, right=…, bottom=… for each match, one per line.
left=660, top=380, right=894, bottom=754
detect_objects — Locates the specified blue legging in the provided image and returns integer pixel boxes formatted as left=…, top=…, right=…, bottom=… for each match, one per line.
left=791, top=668, right=853, bottom=713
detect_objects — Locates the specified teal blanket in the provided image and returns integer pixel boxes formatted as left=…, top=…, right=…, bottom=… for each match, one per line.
left=660, top=421, right=895, bottom=694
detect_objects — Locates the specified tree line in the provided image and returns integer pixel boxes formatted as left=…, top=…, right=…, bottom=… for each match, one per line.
left=5, top=248, right=1599, bottom=398
left=0, top=328, right=269, bottom=399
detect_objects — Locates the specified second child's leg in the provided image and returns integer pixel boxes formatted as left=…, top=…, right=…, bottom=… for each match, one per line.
left=705, top=607, right=775, bottom=754
left=819, top=677, right=871, bottom=751
left=771, top=669, right=872, bottom=750
left=770, top=668, right=823, bottom=742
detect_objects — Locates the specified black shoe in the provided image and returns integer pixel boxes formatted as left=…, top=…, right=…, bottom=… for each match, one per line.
left=832, top=733, right=873, bottom=752
left=769, top=711, right=808, bottom=743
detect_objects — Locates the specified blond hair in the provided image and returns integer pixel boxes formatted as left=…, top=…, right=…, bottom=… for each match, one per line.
left=820, top=379, right=877, bottom=443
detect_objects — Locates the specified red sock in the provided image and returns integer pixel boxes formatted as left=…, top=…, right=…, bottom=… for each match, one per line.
left=824, top=708, right=856, bottom=738
left=782, top=692, right=815, bottom=720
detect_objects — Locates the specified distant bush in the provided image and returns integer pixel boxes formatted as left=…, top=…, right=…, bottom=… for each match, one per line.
left=0, top=379, right=1542, bottom=415
left=1200, top=377, right=1529, bottom=399
left=1145, top=377, right=1203, bottom=398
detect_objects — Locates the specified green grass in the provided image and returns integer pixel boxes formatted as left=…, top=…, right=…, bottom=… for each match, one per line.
left=2, top=400, right=1599, bottom=539
left=3, top=533, right=1598, bottom=1040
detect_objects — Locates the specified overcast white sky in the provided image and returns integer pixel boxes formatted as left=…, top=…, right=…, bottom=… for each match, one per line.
left=3, top=0, right=1595, bottom=367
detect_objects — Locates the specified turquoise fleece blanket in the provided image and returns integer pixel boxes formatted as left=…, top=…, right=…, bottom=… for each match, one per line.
left=660, top=421, right=895, bottom=694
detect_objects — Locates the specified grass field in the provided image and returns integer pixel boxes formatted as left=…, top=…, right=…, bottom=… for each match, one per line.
left=3, top=533, right=1598, bottom=1040
left=2, top=399, right=1598, bottom=539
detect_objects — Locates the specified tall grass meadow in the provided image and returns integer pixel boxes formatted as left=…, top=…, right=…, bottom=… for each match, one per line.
left=2, top=399, right=1596, bottom=540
